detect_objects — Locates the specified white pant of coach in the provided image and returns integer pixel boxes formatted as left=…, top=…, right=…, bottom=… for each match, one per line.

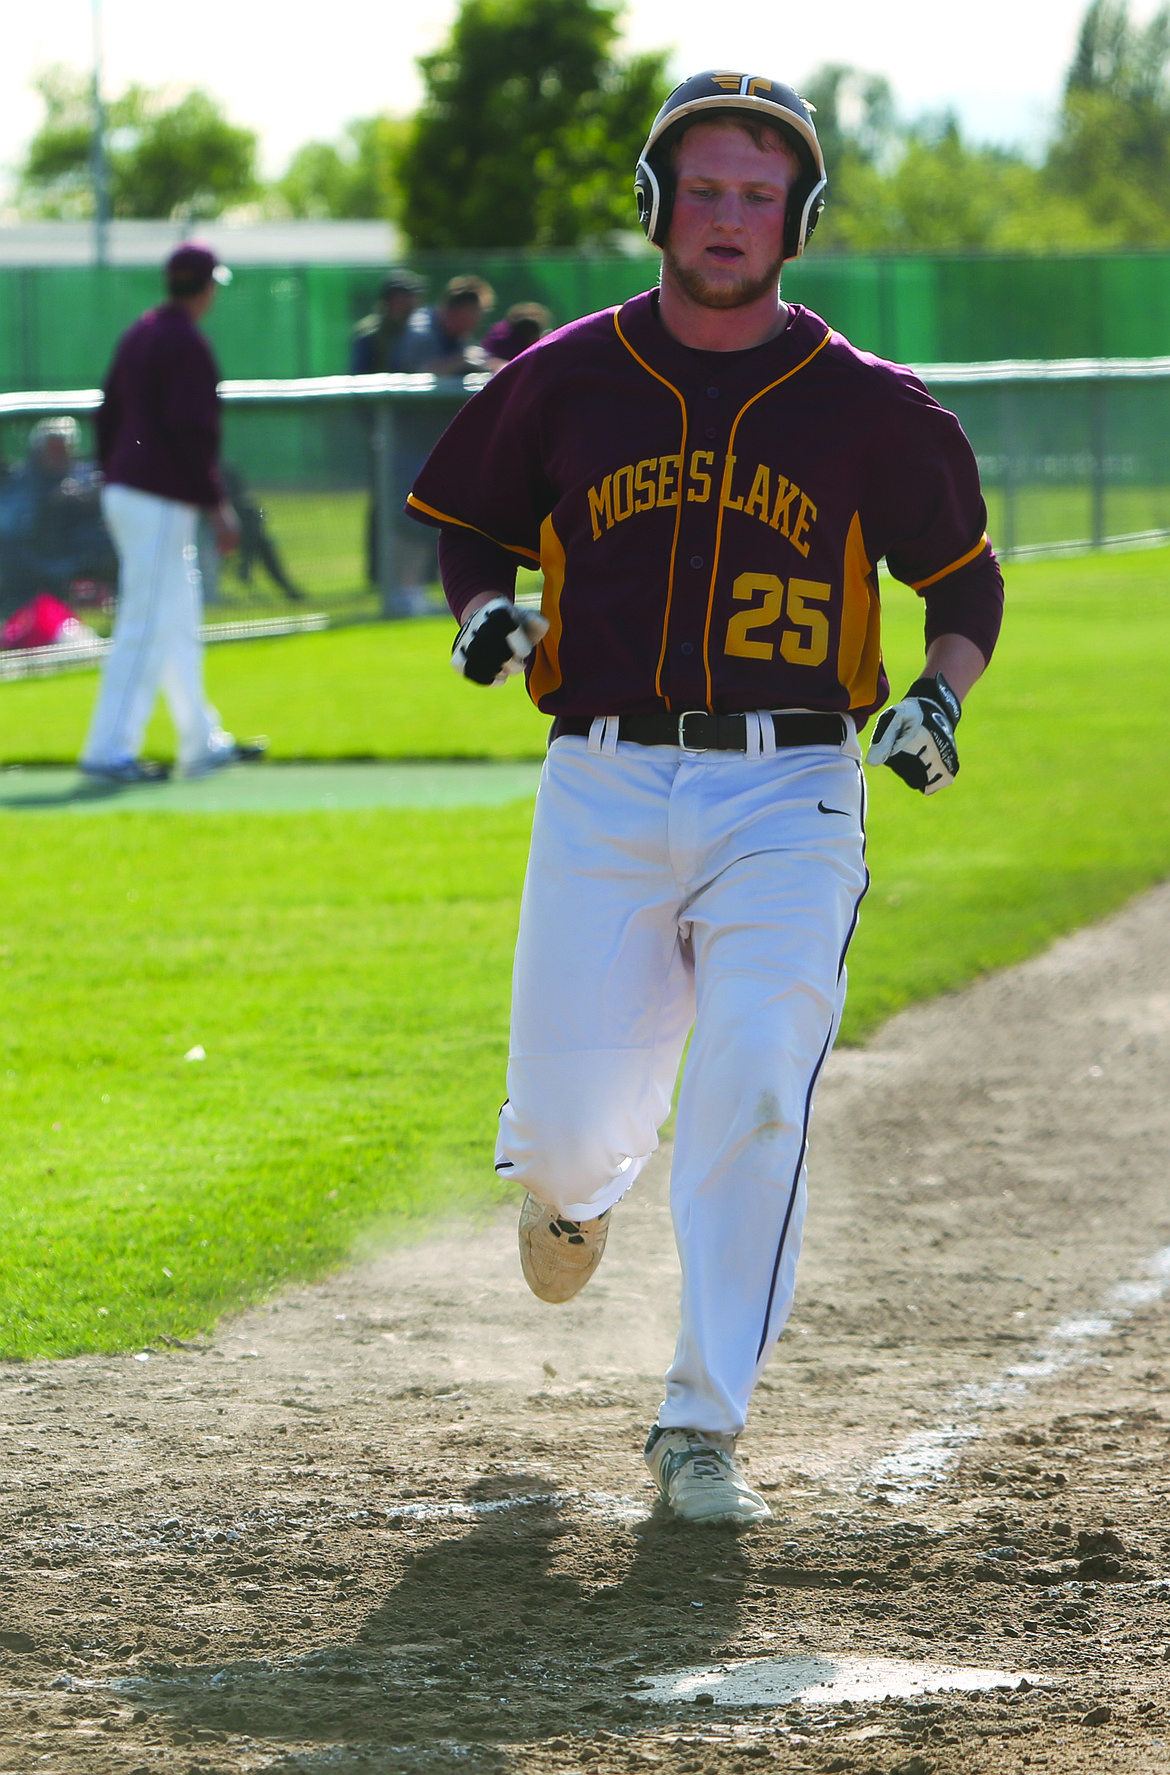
left=82, top=483, right=234, bottom=775
left=497, top=724, right=869, bottom=1437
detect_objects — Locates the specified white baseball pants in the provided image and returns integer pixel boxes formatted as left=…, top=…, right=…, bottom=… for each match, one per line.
left=82, top=484, right=233, bottom=775
left=497, top=725, right=869, bottom=1436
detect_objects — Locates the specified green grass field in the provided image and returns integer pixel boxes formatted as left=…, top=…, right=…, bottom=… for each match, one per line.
left=256, top=489, right=368, bottom=598
left=2, top=604, right=551, bottom=767
left=2, top=546, right=1169, bottom=1359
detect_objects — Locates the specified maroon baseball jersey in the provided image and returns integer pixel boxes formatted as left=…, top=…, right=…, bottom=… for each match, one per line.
left=98, top=304, right=224, bottom=508
left=407, top=292, right=1003, bottom=725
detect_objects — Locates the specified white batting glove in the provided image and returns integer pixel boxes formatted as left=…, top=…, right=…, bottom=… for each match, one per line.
left=866, top=671, right=961, bottom=795
left=451, top=597, right=550, bottom=687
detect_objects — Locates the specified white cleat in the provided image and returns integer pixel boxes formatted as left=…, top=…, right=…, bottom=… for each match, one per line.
left=644, top=1426, right=772, bottom=1525
left=517, top=1193, right=611, bottom=1304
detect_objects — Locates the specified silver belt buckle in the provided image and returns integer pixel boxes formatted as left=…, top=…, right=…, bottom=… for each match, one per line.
left=677, top=710, right=709, bottom=754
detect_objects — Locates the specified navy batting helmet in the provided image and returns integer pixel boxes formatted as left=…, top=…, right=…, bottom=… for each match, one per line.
left=634, top=70, right=827, bottom=260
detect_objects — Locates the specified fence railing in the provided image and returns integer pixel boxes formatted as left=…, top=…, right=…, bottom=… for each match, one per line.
left=913, top=357, right=1170, bottom=558
left=0, top=374, right=488, bottom=625
left=2, top=359, right=1169, bottom=639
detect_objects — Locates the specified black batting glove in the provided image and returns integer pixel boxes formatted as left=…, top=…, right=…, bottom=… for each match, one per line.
left=866, top=671, right=961, bottom=795
left=451, top=597, right=549, bottom=687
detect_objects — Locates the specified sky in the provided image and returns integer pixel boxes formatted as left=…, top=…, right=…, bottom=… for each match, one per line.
left=0, top=0, right=1158, bottom=190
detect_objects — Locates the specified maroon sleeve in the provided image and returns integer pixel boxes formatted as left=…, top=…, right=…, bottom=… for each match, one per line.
left=869, top=374, right=1004, bottom=666
left=921, top=552, right=1004, bottom=663
left=438, top=527, right=519, bottom=623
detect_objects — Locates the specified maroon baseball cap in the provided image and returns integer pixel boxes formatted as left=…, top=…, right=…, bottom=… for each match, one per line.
left=165, top=241, right=232, bottom=295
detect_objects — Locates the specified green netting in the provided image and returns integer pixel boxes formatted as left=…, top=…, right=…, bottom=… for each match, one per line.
left=4, top=251, right=1170, bottom=393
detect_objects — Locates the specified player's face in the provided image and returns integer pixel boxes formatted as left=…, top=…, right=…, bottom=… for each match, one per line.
left=664, top=122, right=798, bottom=310
left=383, top=291, right=418, bottom=324
left=443, top=301, right=483, bottom=340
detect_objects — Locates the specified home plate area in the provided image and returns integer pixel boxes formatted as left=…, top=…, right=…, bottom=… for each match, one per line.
left=4, top=885, right=1170, bottom=1772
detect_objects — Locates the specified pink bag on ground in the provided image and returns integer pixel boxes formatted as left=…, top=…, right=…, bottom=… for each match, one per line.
left=1, top=593, right=86, bottom=650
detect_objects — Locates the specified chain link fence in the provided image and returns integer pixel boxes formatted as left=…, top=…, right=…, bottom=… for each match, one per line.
left=921, top=356, right=1170, bottom=558
left=0, top=375, right=490, bottom=644
left=1, top=358, right=1168, bottom=665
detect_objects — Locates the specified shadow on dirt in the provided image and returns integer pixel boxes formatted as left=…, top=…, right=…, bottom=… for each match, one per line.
left=115, top=1471, right=756, bottom=1763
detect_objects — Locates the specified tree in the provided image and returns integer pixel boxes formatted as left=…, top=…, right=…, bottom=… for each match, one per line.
left=116, top=89, right=259, bottom=219
left=800, top=64, right=899, bottom=178
left=1064, top=0, right=1170, bottom=102
left=795, top=49, right=1117, bottom=254
left=812, top=113, right=1102, bottom=254
left=277, top=116, right=408, bottom=219
left=19, top=66, right=258, bottom=220
left=1045, top=0, right=1170, bottom=241
left=398, top=0, right=669, bottom=249
left=795, top=63, right=904, bottom=253
left=19, top=67, right=99, bottom=219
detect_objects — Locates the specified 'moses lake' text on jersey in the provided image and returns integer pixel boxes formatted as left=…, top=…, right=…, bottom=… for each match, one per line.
left=407, top=292, right=1003, bottom=724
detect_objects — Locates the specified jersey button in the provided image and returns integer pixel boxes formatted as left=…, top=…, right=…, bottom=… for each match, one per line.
left=705, top=427, right=717, bottom=440
left=690, top=555, right=703, bottom=568
left=680, top=642, right=694, bottom=655
left=706, top=386, right=719, bottom=398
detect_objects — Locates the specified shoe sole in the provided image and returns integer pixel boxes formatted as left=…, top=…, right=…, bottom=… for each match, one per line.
left=517, top=1196, right=610, bottom=1304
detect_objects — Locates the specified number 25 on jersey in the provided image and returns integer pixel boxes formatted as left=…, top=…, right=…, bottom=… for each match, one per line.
left=724, top=572, right=830, bottom=666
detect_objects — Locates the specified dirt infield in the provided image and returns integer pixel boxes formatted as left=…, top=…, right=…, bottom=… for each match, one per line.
left=3, top=883, right=1170, bottom=1775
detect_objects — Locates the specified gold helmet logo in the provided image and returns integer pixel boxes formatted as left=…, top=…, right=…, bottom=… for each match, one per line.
left=708, top=73, right=775, bottom=96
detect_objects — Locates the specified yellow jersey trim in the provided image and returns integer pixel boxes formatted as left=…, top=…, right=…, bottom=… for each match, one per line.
left=837, top=510, right=883, bottom=710
left=612, top=309, right=688, bottom=710
left=910, top=533, right=990, bottom=592
left=701, top=325, right=835, bottom=708
left=405, top=493, right=542, bottom=564
left=528, top=515, right=566, bottom=705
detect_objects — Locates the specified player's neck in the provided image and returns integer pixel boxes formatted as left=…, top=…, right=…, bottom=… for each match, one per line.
left=655, top=280, right=790, bottom=353
left=169, top=291, right=214, bottom=325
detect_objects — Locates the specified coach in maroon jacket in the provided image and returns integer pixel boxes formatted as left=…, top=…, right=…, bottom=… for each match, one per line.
left=81, top=243, right=264, bottom=783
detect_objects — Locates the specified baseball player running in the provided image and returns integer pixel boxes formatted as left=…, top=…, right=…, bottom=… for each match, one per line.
left=407, top=71, right=1003, bottom=1524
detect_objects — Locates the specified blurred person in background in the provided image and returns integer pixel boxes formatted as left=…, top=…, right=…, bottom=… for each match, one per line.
left=394, top=275, right=495, bottom=376
left=357, top=275, right=494, bottom=616
left=222, top=465, right=306, bottom=602
left=481, top=302, right=554, bottom=369
left=196, top=464, right=306, bottom=607
left=0, top=417, right=116, bottom=616
left=349, top=269, right=426, bottom=375
left=80, top=242, right=267, bottom=784
left=350, top=270, right=427, bottom=611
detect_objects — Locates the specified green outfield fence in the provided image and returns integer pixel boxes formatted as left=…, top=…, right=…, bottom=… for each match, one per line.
left=1, top=359, right=1168, bottom=636
left=2, top=251, right=1170, bottom=393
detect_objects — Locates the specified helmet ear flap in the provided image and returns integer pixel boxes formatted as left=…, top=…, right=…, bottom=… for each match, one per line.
left=785, top=173, right=827, bottom=259
left=634, top=156, right=673, bottom=248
